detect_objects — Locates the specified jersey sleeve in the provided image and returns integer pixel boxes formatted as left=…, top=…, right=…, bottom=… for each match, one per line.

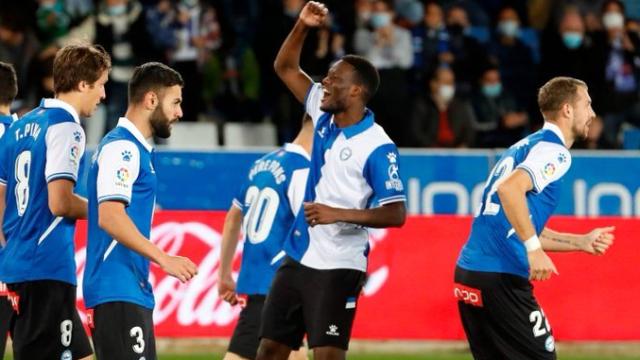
left=287, top=168, right=310, bottom=214
left=517, top=141, right=572, bottom=193
left=304, top=82, right=324, bottom=126
left=0, top=126, right=8, bottom=186
left=45, top=122, right=86, bottom=183
left=96, top=140, right=141, bottom=205
left=363, top=143, right=406, bottom=206
left=232, top=181, right=247, bottom=211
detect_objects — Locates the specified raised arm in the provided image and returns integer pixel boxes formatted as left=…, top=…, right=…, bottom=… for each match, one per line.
left=274, top=1, right=328, bottom=103
left=497, top=169, right=558, bottom=281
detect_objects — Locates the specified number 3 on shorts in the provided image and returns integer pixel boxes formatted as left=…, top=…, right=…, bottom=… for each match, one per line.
left=130, top=326, right=145, bottom=354
left=60, top=319, right=73, bottom=347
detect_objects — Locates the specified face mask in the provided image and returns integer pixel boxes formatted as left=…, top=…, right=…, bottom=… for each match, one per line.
left=602, top=11, right=624, bottom=30
left=497, top=20, right=519, bottom=38
left=107, top=4, right=127, bottom=16
left=482, top=83, right=502, bottom=98
left=562, top=31, right=584, bottom=49
left=370, top=12, right=392, bottom=29
left=438, top=84, right=455, bottom=102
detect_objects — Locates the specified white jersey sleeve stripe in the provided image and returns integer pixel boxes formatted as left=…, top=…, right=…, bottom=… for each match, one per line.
left=517, top=164, right=543, bottom=193
left=232, top=198, right=243, bottom=209
left=378, top=195, right=407, bottom=205
left=0, top=178, right=6, bottom=185
left=46, top=172, right=78, bottom=182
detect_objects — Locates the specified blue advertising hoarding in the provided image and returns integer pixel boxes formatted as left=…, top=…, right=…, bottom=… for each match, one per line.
left=77, top=149, right=640, bottom=216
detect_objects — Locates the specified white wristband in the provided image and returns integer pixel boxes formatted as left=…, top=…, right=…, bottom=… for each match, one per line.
left=524, top=235, right=542, bottom=252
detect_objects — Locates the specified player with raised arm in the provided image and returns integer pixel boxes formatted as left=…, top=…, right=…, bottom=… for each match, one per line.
left=0, top=44, right=110, bottom=360
left=218, top=116, right=313, bottom=360
left=455, top=77, right=615, bottom=359
left=83, top=62, right=198, bottom=359
left=256, top=2, right=407, bottom=360
left=0, top=61, right=18, bottom=359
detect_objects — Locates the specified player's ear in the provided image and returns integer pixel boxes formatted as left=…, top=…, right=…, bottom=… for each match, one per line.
left=77, top=80, right=89, bottom=93
left=350, top=84, right=362, bottom=99
left=144, top=91, right=158, bottom=110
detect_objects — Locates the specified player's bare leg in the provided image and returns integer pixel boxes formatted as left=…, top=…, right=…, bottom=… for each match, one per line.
left=313, top=346, right=345, bottom=360
left=225, top=348, right=307, bottom=360
left=79, top=356, right=92, bottom=360
left=256, top=338, right=292, bottom=360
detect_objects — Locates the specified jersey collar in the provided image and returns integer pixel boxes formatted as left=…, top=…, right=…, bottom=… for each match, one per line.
left=41, top=98, right=80, bottom=124
left=117, top=117, right=154, bottom=152
left=338, top=108, right=375, bottom=139
left=543, top=122, right=567, bottom=147
left=284, top=142, right=310, bottom=160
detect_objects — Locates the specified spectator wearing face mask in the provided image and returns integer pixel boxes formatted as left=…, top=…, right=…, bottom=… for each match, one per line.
left=539, top=6, right=597, bottom=88
left=591, top=0, right=640, bottom=147
left=354, top=0, right=412, bottom=70
left=440, top=4, right=489, bottom=98
left=488, top=6, right=536, bottom=114
left=354, top=0, right=413, bottom=146
left=471, top=65, right=529, bottom=148
left=410, top=66, right=475, bottom=148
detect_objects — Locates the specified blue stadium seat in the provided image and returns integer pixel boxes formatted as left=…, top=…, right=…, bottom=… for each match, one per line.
left=622, top=128, right=640, bottom=149
left=518, top=27, right=541, bottom=64
left=468, top=26, right=490, bottom=44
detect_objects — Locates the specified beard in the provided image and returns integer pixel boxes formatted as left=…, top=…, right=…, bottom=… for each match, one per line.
left=320, top=97, right=348, bottom=114
left=150, top=106, right=173, bottom=139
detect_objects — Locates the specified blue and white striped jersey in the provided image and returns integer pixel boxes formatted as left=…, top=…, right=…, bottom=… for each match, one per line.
left=0, top=99, right=85, bottom=285
left=457, top=122, right=572, bottom=278
left=233, top=143, right=310, bottom=295
left=84, top=118, right=157, bottom=309
left=284, top=83, right=407, bottom=272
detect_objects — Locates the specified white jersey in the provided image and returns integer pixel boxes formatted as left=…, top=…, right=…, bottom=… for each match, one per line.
left=283, top=83, right=407, bottom=271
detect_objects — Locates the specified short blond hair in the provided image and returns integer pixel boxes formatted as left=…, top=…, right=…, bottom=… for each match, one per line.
left=538, top=77, right=587, bottom=117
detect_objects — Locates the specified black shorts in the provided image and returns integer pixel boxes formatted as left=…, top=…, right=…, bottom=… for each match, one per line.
left=90, top=301, right=157, bottom=360
left=454, top=266, right=557, bottom=360
left=260, top=257, right=366, bottom=350
left=0, top=282, right=12, bottom=359
left=228, top=295, right=266, bottom=359
left=7, top=280, right=93, bottom=360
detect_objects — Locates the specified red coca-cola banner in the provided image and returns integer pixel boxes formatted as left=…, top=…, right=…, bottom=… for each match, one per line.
left=74, top=212, right=640, bottom=340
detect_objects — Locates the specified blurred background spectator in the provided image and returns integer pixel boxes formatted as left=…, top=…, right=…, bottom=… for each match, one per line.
left=410, top=65, right=475, bottom=147
left=0, top=0, right=639, bottom=149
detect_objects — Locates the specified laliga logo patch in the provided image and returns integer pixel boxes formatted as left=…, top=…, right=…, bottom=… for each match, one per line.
left=116, top=167, right=130, bottom=182
left=69, top=145, right=80, bottom=166
left=542, top=163, right=556, bottom=178
left=340, top=147, right=352, bottom=161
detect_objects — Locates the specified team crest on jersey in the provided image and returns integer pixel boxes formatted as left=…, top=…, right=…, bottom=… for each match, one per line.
left=542, top=163, right=556, bottom=178
left=122, top=150, right=132, bottom=162
left=73, top=131, right=82, bottom=142
left=340, top=147, right=352, bottom=161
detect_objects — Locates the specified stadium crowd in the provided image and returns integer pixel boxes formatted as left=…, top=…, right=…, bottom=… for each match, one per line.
left=1, top=0, right=640, bottom=149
